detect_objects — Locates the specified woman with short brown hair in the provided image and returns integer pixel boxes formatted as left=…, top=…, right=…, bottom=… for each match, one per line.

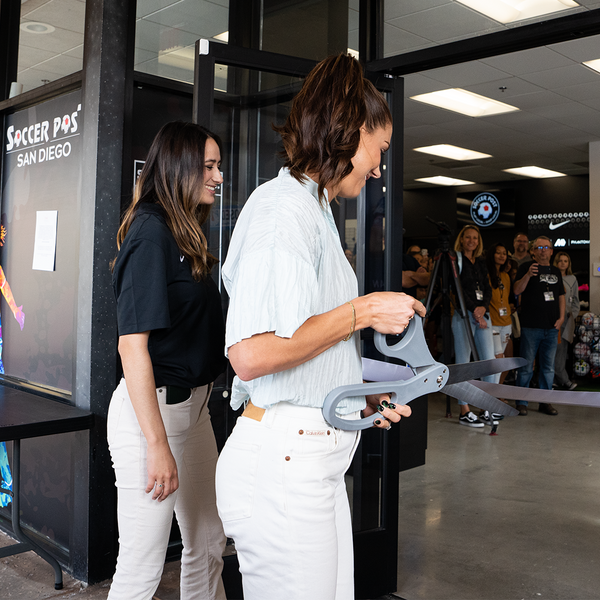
left=215, top=54, right=424, bottom=599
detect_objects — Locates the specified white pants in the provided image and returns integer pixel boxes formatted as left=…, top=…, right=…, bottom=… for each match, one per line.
left=215, top=402, right=361, bottom=600
left=107, top=378, right=226, bottom=600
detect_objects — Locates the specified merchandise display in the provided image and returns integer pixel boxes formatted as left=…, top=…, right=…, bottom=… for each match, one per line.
left=572, top=312, right=599, bottom=380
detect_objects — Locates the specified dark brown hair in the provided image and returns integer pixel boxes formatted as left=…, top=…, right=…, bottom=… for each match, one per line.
left=486, top=242, right=510, bottom=288
left=114, top=121, right=221, bottom=280
left=273, top=54, right=392, bottom=203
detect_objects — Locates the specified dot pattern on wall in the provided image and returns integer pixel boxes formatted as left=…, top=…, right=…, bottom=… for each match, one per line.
left=528, top=212, right=590, bottom=248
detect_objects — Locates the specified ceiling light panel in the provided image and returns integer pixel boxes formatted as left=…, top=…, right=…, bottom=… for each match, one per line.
left=503, top=166, right=567, bottom=178
left=416, top=176, right=476, bottom=186
left=414, top=144, right=492, bottom=161
left=583, top=58, right=600, bottom=74
left=410, top=89, right=519, bottom=117
left=455, top=0, right=579, bottom=24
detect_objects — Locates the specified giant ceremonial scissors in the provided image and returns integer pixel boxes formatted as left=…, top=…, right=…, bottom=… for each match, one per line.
left=323, top=315, right=525, bottom=431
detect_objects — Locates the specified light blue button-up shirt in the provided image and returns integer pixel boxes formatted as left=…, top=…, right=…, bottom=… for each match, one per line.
left=222, top=168, right=365, bottom=414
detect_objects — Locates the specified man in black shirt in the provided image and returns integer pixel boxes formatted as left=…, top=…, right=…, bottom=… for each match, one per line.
left=513, top=236, right=565, bottom=416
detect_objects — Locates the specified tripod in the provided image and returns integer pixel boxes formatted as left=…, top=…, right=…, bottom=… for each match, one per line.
left=421, top=218, right=481, bottom=419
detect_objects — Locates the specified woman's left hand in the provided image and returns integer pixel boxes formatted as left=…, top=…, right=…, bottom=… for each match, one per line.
left=364, top=393, right=411, bottom=430
left=472, top=306, right=487, bottom=329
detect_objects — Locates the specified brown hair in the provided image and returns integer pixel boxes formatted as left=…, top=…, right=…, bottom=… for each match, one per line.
left=485, top=242, right=510, bottom=287
left=114, top=121, right=221, bottom=280
left=553, top=251, right=573, bottom=275
left=273, top=53, right=392, bottom=204
left=454, top=225, right=484, bottom=258
left=533, top=235, right=552, bottom=247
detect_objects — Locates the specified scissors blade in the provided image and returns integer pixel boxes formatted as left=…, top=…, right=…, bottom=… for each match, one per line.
left=446, top=357, right=527, bottom=385
left=470, top=381, right=600, bottom=409
left=361, top=357, right=413, bottom=382
left=444, top=381, right=518, bottom=416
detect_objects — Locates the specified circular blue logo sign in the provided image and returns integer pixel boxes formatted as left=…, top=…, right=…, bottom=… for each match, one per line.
left=470, top=193, right=500, bottom=227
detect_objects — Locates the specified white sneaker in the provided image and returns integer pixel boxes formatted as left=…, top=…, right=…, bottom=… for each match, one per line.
left=459, top=411, right=484, bottom=428
left=479, top=411, right=499, bottom=426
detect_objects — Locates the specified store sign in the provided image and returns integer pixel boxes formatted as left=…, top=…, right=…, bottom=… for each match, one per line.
left=1, top=90, right=82, bottom=394
left=528, top=212, right=589, bottom=247
left=470, top=192, right=500, bottom=227
left=5, top=104, right=81, bottom=168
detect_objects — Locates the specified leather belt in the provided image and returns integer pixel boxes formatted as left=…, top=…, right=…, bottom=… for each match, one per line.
left=242, top=400, right=265, bottom=422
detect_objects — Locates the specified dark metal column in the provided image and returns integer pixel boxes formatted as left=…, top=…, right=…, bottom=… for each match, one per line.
left=359, top=0, right=383, bottom=63
left=0, top=0, right=20, bottom=101
left=74, top=0, right=137, bottom=583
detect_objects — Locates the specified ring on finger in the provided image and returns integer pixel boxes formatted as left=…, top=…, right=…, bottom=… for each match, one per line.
left=385, top=424, right=392, bottom=431
left=158, top=483, right=163, bottom=488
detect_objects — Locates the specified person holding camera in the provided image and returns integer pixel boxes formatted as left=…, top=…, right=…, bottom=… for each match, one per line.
left=513, top=236, right=565, bottom=416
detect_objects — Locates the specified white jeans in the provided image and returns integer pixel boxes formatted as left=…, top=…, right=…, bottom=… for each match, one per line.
left=215, top=402, right=361, bottom=600
left=107, top=378, right=226, bottom=600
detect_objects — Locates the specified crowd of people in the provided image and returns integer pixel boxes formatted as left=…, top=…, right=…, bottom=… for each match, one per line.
left=404, top=229, right=580, bottom=426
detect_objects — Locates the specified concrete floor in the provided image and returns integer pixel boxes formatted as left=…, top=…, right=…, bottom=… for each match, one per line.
left=1, top=393, right=599, bottom=599
left=395, top=393, right=600, bottom=600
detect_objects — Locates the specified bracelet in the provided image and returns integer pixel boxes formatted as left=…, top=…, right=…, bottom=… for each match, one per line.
left=342, top=301, right=356, bottom=342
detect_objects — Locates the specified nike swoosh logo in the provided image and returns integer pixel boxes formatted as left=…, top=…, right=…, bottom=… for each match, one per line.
left=180, top=255, right=185, bottom=262
left=549, top=220, right=570, bottom=230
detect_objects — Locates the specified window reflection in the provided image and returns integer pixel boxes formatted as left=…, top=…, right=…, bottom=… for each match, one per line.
left=17, top=0, right=86, bottom=94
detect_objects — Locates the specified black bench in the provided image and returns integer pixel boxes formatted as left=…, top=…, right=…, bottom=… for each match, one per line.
left=0, top=385, right=93, bottom=589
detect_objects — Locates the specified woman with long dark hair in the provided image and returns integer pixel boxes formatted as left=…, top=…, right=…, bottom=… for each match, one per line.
left=215, top=54, right=425, bottom=599
left=107, top=122, right=227, bottom=600
left=485, top=242, right=513, bottom=380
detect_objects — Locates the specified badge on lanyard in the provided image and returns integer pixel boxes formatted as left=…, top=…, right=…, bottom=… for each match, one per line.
left=499, top=307, right=508, bottom=316
left=544, top=291, right=554, bottom=302
left=476, top=289, right=484, bottom=301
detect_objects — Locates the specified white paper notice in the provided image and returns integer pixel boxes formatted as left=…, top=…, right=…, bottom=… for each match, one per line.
left=32, top=210, right=58, bottom=271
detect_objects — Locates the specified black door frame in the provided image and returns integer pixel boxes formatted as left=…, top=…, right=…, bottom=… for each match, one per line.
left=194, top=40, right=406, bottom=598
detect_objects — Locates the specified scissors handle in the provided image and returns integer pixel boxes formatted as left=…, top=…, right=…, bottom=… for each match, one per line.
left=374, top=315, right=435, bottom=369
left=322, top=317, right=448, bottom=431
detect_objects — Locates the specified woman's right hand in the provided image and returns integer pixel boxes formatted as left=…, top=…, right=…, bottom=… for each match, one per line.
left=146, top=441, right=179, bottom=501
left=357, top=292, right=426, bottom=335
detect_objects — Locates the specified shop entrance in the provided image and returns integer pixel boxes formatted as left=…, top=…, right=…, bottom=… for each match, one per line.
left=194, top=40, right=424, bottom=599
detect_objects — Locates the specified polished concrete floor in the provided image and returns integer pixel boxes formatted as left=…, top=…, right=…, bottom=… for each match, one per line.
left=1, top=393, right=599, bottom=599
left=395, top=393, right=600, bottom=600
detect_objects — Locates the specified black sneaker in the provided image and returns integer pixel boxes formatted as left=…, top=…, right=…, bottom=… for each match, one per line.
left=479, top=411, right=499, bottom=425
left=459, top=412, right=484, bottom=428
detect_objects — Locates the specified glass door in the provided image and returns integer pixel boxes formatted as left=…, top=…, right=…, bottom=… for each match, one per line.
left=195, top=41, right=409, bottom=598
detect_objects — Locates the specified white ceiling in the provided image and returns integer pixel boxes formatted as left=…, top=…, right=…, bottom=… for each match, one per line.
left=14, top=0, right=600, bottom=189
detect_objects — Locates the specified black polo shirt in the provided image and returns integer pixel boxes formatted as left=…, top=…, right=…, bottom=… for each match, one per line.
left=112, top=203, right=227, bottom=388
left=516, top=261, right=564, bottom=329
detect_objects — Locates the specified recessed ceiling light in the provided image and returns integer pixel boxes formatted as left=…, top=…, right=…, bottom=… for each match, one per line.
left=414, top=144, right=492, bottom=161
left=416, top=176, right=475, bottom=186
left=410, top=89, right=519, bottom=117
left=214, top=31, right=229, bottom=42
left=20, top=21, right=55, bottom=34
left=583, top=58, right=600, bottom=74
left=503, top=166, right=566, bottom=178
left=456, top=0, right=578, bottom=24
